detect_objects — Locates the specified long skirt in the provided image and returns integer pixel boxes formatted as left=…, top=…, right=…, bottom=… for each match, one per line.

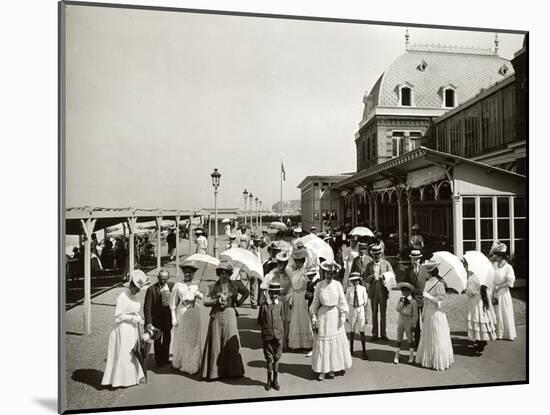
left=288, top=290, right=313, bottom=349
left=415, top=303, right=454, bottom=371
left=467, top=295, right=497, bottom=342
left=172, top=305, right=203, bottom=374
left=311, top=305, right=352, bottom=374
left=200, top=308, right=245, bottom=380
left=494, top=287, right=517, bottom=340
left=101, top=321, right=145, bottom=387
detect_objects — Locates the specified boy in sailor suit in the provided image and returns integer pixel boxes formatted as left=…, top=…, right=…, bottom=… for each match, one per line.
left=345, top=272, right=368, bottom=360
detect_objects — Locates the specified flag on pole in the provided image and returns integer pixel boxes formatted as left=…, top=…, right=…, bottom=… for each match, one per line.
left=281, top=161, right=286, bottom=181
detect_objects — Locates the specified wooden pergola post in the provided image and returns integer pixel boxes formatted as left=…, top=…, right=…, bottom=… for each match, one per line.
left=189, top=217, right=193, bottom=254
left=374, top=193, right=379, bottom=231
left=175, top=216, right=181, bottom=274
left=127, top=217, right=137, bottom=275
left=80, top=218, right=97, bottom=335
left=397, top=189, right=404, bottom=251
left=406, top=189, right=413, bottom=247
left=156, top=216, right=163, bottom=272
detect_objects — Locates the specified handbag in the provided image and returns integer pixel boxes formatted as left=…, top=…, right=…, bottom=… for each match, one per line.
left=492, top=297, right=499, bottom=306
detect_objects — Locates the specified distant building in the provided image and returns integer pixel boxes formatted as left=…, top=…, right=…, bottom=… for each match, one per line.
left=297, top=175, right=352, bottom=231
left=271, top=200, right=302, bottom=215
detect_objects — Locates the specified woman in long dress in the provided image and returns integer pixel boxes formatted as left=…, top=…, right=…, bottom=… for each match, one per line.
left=288, top=250, right=314, bottom=350
left=491, top=242, right=517, bottom=340
left=415, top=260, right=454, bottom=371
left=310, top=260, right=352, bottom=380
left=200, top=261, right=249, bottom=380
left=463, top=258, right=497, bottom=352
left=170, top=261, right=204, bottom=374
left=101, top=270, right=149, bottom=387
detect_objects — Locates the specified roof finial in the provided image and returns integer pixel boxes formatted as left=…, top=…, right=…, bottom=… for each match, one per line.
left=405, top=27, right=410, bottom=51
left=494, top=32, right=499, bottom=56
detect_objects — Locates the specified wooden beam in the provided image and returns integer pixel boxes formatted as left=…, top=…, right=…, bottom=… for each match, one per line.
left=156, top=216, right=163, bottom=272
left=80, top=218, right=96, bottom=335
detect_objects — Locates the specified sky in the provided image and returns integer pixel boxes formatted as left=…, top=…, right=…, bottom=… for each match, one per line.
left=64, top=4, right=524, bottom=211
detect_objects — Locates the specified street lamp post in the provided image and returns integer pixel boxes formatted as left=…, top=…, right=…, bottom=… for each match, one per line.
left=249, top=193, right=254, bottom=232
left=243, top=189, right=248, bottom=226
left=211, top=168, right=221, bottom=257
left=255, top=197, right=259, bottom=230
left=259, top=200, right=262, bottom=228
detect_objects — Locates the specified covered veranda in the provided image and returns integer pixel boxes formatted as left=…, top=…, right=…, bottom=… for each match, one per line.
left=65, top=207, right=202, bottom=335
left=332, top=147, right=526, bottom=266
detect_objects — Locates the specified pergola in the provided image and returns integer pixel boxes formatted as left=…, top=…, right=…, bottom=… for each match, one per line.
left=65, top=206, right=202, bottom=335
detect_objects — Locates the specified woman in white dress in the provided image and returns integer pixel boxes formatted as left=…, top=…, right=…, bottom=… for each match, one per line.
left=463, top=258, right=497, bottom=352
left=415, top=260, right=454, bottom=371
left=170, top=261, right=204, bottom=374
left=287, top=249, right=314, bottom=350
left=310, top=260, right=352, bottom=380
left=101, top=270, right=149, bottom=388
left=490, top=242, right=517, bottom=340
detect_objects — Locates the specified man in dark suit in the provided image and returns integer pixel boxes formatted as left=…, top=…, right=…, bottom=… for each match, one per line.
left=364, top=245, right=394, bottom=341
left=351, top=242, right=372, bottom=279
left=405, top=250, right=428, bottom=349
left=144, top=268, right=174, bottom=367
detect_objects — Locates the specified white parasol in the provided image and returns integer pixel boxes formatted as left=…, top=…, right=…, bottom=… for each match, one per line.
left=220, top=247, right=264, bottom=280
left=221, top=218, right=231, bottom=224
left=431, top=251, right=468, bottom=293
left=463, top=251, right=495, bottom=289
left=298, top=234, right=334, bottom=263
left=349, top=226, right=375, bottom=238
left=184, top=253, right=220, bottom=267
left=269, top=221, right=288, bottom=231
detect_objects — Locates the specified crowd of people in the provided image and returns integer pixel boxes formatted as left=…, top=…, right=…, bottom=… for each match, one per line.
left=99, top=222, right=518, bottom=393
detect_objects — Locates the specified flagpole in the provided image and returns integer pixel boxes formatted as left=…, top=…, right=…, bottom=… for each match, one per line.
left=280, top=159, right=283, bottom=221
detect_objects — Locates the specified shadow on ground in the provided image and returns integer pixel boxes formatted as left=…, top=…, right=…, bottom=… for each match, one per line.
left=248, top=360, right=313, bottom=380
left=71, top=369, right=111, bottom=391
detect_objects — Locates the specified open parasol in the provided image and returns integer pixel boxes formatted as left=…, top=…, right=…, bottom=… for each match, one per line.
left=269, top=221, right=288, bottom=232
left=463, top=251, right=495, bottom=289
left=220, top=247, right=264, bottom=280
left=184, top=253, right=220, bottom=267
left=349, top=226, right=375, bottom=238
left=221, top=218, right=231, bottom=224
left=298, top=234, right=334, bottom=262
left=431, top=251, right=468, bottom=293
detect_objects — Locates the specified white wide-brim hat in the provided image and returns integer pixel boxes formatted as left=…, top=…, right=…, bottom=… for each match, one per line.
left=130, top=269, right=150, bottom=290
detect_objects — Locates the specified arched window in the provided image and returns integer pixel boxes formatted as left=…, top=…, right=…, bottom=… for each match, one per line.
left=397, top=83, right=415, bottom=107
left=444, top=88, right=455, bottom=108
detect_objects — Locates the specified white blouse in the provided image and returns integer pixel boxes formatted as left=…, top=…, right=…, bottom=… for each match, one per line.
left=170, top=282, right=202, bottom=310
left=310, top=279, right=349, bottom=316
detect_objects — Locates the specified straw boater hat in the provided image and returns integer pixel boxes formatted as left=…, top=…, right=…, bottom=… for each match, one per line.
left=490, top=240, right=507, bottom=255
left=305, top=265, right=318, bottom=276
left=310, top=226, right=316, bottom=231
left=409, top=249, right=422, bottom=258
left=179, top=260, right=199, bottom=272
left=397, top=282, right=415, bottom=291
left=293, top=227, right=303, bottom=233
left=276, top=252, right=290, bottom=262
left=229, top=233, right=237, bottom=240
left=130, top=270, right=150, bottom=290
left=216, top=261, right=233, bottom=275
left=412, top=224, right=420, bottom=230
left=320, top=260, right=342, bottom=273
left=268, top=281, right=283, bottom=292
left=195, top=229, right=204, bottom=235
left=369, top=244, right=383, bottom=255
left=422, top=259, right=440, bottom=272
left=349, top=271, right=361, bottom=282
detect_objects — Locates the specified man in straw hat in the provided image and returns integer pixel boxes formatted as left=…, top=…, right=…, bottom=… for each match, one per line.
left=394, top=282, right=418, bottom=364
left=144, top=268, right=174, bottom=367
left=351, top=242, right=372, bottom=279
left=364, top=244, right=394, bottom=341
left=409, top=224, right=424, bottom=251
left=225, top=233, right=238, bottom=250
left=346, top=272, right=368, bottom=360
left=406, top=249, right=428, bottom=349
left=257, top=281, right=286, bottom=391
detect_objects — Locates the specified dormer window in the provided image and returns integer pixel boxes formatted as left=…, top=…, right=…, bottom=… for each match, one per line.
left=498, top=64, right=509, bottom=76
left=397, top=83, right=415, bottom=107
left=440, top=84, right=457, bottom=109
left=444, top=88, right=455, bottom=108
